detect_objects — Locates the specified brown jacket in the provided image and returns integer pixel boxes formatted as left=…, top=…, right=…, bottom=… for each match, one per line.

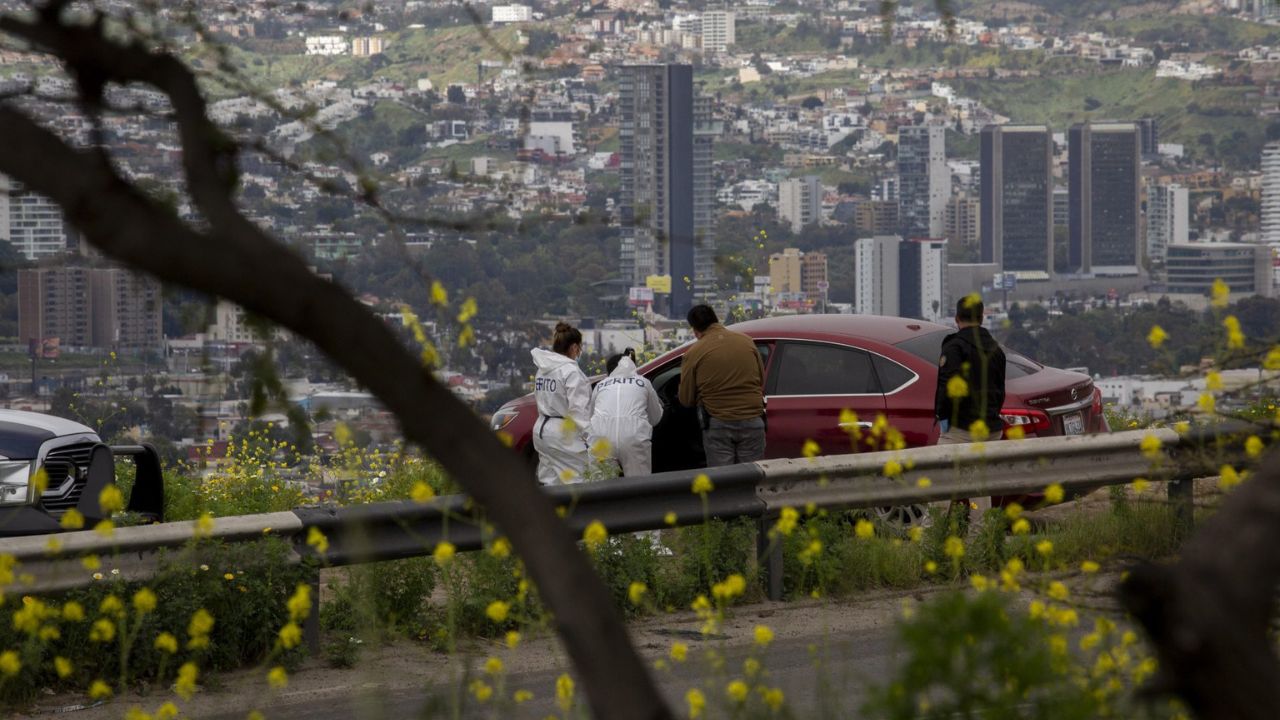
left=678, top=323, right=765, bottom=421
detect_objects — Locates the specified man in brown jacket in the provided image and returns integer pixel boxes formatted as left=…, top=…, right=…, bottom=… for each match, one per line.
left=679, top=305, right=767, bottom=466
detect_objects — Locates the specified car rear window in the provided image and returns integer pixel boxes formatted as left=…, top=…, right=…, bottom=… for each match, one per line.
left=893, top=329, right=1043, bottom=379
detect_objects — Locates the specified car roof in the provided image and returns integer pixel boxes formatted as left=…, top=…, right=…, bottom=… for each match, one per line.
left=729, top=314, right=950, bottom=345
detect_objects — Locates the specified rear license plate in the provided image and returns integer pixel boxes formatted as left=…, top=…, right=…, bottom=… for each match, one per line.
left=1062, top=412, right=1084, bottom=435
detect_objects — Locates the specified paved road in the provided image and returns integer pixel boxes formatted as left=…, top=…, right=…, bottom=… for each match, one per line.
left=23, top=589, right=922, bottom=720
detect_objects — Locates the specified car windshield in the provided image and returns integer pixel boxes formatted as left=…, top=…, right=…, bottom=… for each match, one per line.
left=893, top=329, right=1043, bottom=379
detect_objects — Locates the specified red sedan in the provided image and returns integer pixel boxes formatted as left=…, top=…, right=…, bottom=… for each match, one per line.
left=491, top=314, right=1106, bottom=477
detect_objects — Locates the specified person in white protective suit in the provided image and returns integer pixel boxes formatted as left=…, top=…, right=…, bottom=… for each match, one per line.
left=588, top=349, right=664, bottom=477
left=530, top=322, right=592, bottom=485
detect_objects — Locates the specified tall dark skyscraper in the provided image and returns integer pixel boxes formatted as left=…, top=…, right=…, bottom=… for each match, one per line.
left=619, top=65, right=716, bottom=315
left=1069, top=122, right=1141, bottom=275
left=897, top=124, right=949, bottom=239
left=980, top=125, right=1054, bottom=275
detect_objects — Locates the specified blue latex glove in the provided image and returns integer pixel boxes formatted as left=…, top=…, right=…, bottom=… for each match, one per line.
left=938, top=419, right=950, bottom=433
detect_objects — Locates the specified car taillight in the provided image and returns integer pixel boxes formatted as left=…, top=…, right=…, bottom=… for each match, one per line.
left=1090, top=386, right=1102, bottom=416
left=999, top=409, right=1052, bottom=433
left=490, top=407, right=519, bottom=431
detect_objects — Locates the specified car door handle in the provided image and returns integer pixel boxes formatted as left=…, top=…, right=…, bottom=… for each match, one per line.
left=839, top=421, right=874, bottom=429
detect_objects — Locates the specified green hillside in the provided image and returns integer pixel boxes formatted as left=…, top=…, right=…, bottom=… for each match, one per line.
left=216, top=25, right=525, bottom=93
left=952, top=69, right=1267, bottom=168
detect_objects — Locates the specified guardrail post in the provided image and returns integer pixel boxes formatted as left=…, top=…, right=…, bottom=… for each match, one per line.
left=305, top=567, right=322, bottom=655
left=756, top=516, right=783, bottom=602
left=1168, top=474, right=1195, bottom=538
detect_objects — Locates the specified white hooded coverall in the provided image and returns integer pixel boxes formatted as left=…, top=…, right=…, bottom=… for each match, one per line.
left=588, top=356, right=664, bottom=477
left=531, top=347, right=592, bottom=485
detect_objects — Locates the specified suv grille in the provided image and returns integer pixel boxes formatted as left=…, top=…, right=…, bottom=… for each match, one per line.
left=40, top=443, right=97, bottom=514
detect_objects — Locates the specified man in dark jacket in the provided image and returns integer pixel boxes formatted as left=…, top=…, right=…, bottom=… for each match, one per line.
left=935, top=296, right=1006, bottom=445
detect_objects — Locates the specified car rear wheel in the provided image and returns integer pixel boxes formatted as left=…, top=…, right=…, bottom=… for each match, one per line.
left=873, top=503, right=933, bottom=529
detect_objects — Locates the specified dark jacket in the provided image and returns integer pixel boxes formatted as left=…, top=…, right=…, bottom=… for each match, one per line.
left=934, top=325, right=1006, bottom=430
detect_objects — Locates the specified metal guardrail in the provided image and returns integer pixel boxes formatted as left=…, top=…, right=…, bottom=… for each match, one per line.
left=0, top=426, right=1254, bottom=611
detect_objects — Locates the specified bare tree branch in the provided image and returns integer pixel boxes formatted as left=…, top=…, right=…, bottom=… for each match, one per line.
left=1120, top=445, right=1280, bottom=720
left=0, top=7, right=670, bottom=719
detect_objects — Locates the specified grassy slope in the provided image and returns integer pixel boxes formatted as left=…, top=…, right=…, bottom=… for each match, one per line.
left=952, top=68, right=1264, bottom=165
left=221, top=25, right=523, bottom=91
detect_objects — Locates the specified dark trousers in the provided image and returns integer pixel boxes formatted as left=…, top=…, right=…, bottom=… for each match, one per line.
left=703, top=416, right=766, bottom=467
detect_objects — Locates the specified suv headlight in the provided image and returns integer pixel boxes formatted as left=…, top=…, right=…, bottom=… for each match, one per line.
left=0, top=461, right=34, bottom=505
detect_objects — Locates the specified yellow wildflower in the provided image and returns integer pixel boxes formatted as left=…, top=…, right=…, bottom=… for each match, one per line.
left=1036, top=540, right=1054, bottom=556
left=882, top=459, right=903, bottom=477
left=754, top=625, right=775, bottom=647
left=1211, top=278, right=1229, bottom=308
left=1081, top=560, right=1101, bottom=574
left=582, top=520, right=608, bottom=550
left=946, top=375, right=968, bottom=399
left=670, top=642, right=688, bottom=662
left=60, top=508, right=85, bottom=530
left=1246, top=435, right=1264, bottom=458
left=489, top=537, right=511, bottom=559
left=175, top=662, right=198, bottom=699
left=664, top=511, right=678, bottom=526
left=1044, top=483, right=1064, bottom=504
left=628, top=582, right=647, bottom=605
left=1219, top=464, right=1242, bottom=490
left=943, top=536, right=964, bottom=560
left=90, top=619, right=116, bottom=643
left=287, top=584, right=311, bottom=622
left=1048, top=581, right=1069, bottom=601
left=513, top=689, right=534, bottom=703
left=410, top=482, right=435, bottom=503
left=98, top=485, right=124, bottom=514
left=430, top=280, right=448, bottom=306
left=854, top=519, right=875, bottom=539
left=306, top=527, right=329, bottom=554
left=485, top=600, right=511, bottom=623
left=691, top=474, right=714, bottom=495
left=686, top=688, right=706, bottom=719
left=763, top=687, right=785, bottom=711
left=62, top=601, right=84, bottom=622
left=1198, top=392, right=1216, bottom=414
left=267, top=666, right=287, bottom=690
left=89, top=679, right=113, bottom=700
left=54, top=656, right=72, bottom=678
left=556, top=673, right=574, bottom=712
left=801, top=439, right=820, bottom=458
left=1206, top=371, right=1223, bottom=391
left=0, top=650, right=19, bottom=676
left=277, top=622, right=302, bottom=650
left=484, top=656, right=504, bottom=675
left=1146, top=325, right=1169, bottom=349
left=433, top=541, right=456, bottom=566
left=469, top=679, right=492, bottom=702
left=726, top=679, right=749, bottom=703
left=133, top=588, right=157, bottom=614
left=773, top=506, right=799, bottom=536
left=1140, top=433, right=1162, bottom=460
left=1224, top=315, right=1245, bottom=350
left=154, top=632, right=178, bottom=654
left=505, top=631, right=521, bottom=649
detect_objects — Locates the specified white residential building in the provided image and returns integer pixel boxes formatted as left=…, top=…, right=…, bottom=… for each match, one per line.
left=6, top=178, right=71, bottom=260
left=1147, top=183, right=1189, bottom=266
left=305, top=35, right=348, bottom=56
left=778, top=176, right=822, bottom=234
left=855, top=235, right=947, bottom=320
left=702, top=11, right=736, bottom=53
left=492, top=4, right=533, bottom=24
left=1262, top=141, right=1280, bottom=246
left=855, top=236, right=900, bottom=316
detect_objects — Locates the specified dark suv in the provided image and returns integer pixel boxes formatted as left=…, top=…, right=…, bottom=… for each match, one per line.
left=0, top=410, right=164, bottom=536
